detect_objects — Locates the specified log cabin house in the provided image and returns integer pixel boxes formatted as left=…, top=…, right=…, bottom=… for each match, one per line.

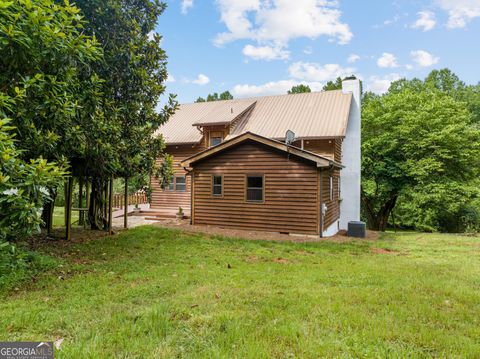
left=150, top=78, right=361, bottom=237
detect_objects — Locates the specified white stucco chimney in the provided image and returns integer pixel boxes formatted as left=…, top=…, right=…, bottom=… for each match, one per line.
left=339, top=77, right=361, bottom=230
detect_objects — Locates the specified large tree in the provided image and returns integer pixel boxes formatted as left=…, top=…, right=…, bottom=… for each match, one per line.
left=0, top=0, right=105, bottom=231
left=362, top=82, right=480, bottom=231
left=75, top=0, right=177, bottom=228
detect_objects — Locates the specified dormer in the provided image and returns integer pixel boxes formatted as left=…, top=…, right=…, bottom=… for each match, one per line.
left=192, top=99, right=257, bottom=148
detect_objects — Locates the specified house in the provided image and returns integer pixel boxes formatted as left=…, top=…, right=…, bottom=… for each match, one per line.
left=151, top=78, right=361, bottom=237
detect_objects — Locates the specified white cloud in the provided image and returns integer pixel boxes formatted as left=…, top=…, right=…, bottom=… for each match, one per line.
left=373, top=14, right=401, bottom=29
left=232, top=80, right=324, bottom=98
left=232, top=61, right=356, bottom=98
left=347, top=54, right=360, bottom=63
left=191, top=74, right=210, bottom=85
left=288, top=62, right=355, bottom=82
left=181, top=0, right=193, bottom=14
left=303, top=46, right=313, bottom=55
left=366, top=73, right=401, bottom=94
left=214, top=0, right=352, bottom=60
left=411, top=11, right=436, bottom=31
left=166, top=74, right=175, bottom=83
left=435, top=0, right=480, bottom=28
left=410, top=50, right=439, bottom=67
left=242, top=44, right=289, bottom=61
left=377, top=53, right=399, bottom=68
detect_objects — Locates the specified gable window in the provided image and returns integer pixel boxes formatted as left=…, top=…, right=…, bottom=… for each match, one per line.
left=209, top=131, right=224, bottom=147
left=210, top=136, right=222, bottom=147
left=212, top=175, right=223, bottom=196
left=246, top=175, right=264, bottom=202
left=175, top=176, right=186, bottom=192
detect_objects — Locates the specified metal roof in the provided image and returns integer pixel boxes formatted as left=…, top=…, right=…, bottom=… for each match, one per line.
left=155, top=90, right=352, bottom=144
left=192, top=99, right=256, bottom=126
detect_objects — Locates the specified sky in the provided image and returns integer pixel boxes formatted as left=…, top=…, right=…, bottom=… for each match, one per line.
left=156, top=0, right=480, bottom=104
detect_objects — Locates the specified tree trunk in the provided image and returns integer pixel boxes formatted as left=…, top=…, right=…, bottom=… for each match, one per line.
left=362, top=194, right=398, bottom=231
left=78, top=177, right=84, bottom=225
left=65, top=177, right=74, bottom=240
left=41, top=187, right=57, bottom=235
left=89, top=177, right=107, bottom=230
left=108, top=177, right=113, bottom=234
left=124, top=177, right=128, bottom=229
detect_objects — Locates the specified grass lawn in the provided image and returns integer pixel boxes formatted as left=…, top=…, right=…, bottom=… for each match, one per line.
left=52, top=206, right=80, bottom=227
left=1, top=226, right=480, bottom=358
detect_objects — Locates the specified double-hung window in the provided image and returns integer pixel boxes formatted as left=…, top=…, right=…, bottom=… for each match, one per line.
left=175, top=176, right=186, bottom=192
left=212, top=175, right=223, bottom=196
left=210, top=137, right=222, bottom=147
left=246, top=175, right=264, bottom=202
left=209, top=131, right=224, bottom=147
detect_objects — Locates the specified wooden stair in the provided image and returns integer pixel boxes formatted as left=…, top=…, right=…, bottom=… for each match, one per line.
left=140, top=207, right=191, bottom=221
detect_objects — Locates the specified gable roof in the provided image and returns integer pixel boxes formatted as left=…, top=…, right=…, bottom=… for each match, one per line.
left=180, top=132, right=344, bottom=169
left=192, top=99, right=256, bottom=127
left=156, top=90, right=352, bottom=144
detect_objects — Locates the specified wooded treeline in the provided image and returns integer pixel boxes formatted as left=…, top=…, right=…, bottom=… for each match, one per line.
left=362, top=70, right=480, bottom=232
left=0, top=0, right=176, bottom=242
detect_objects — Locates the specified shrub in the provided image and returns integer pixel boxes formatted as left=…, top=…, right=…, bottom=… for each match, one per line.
left=0, top=118, right=66, bottom=242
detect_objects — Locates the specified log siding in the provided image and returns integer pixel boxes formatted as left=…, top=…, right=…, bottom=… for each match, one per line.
left=191, top=141, right=320, bottom=235
left=151, top=136, right=342, bottom=236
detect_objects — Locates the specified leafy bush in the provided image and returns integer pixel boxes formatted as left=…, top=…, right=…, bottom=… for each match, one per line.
left=0, top=118, right=66, bottom=242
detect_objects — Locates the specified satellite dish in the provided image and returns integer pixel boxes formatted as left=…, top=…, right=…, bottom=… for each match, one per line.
left=285, top=130, right=296, bottom=145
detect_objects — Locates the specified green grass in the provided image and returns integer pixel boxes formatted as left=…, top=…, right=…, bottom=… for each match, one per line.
left=53, top=206, right=80, bottom=227
left=1, top=227, right=480, bottom=358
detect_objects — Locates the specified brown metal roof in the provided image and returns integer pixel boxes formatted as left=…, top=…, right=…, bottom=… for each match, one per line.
left=192, top=99, right=256, bottom=126
left=155, top=90, right=352, bottom=144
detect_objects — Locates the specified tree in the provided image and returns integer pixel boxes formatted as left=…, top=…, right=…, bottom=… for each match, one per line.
left=0, top=0, right=102, bottom=163
left=0, top=0, right=105, bottom=231
left=362, top=84, right=480, bottom=231
left=75, top=0, right=177, bottom=228
left=195, top=91, right=233, bottom=102
left=322, top=78, right=342, bottom=91
left=288, top=85, right=311, bottom=94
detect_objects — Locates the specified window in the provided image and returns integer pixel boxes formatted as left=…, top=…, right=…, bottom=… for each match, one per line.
left=246, top=175, right=264, bottom=202
left=166, top=176, right=174, bottom=191
left=175, top=176, right=186, bottom=192
left=212, top=175, right=223, bottom=196
left=209, top=131, right=224, bottom=147
left=210, top=136, right=222, bottom=147
left=329, top=176, right=333, bottom=201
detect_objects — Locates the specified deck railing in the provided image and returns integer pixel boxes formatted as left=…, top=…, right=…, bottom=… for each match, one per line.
left=113, top=192, right=148, bottom=209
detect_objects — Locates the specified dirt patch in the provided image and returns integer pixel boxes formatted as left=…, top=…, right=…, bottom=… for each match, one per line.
left=272, top=257, right=289, bottom=264
left=152, top=220, right=380, bottom=243
left=245, top=255, right=260, bottom=263
left=370, top=247, right=400, bottom=255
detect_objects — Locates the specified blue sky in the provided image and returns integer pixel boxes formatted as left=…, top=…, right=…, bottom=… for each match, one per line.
left=156, top=0, right=480, bottom=104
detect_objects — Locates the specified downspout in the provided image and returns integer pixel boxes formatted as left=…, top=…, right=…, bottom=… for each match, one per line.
left=319, top=168, right=323, bottom=238
left=184, top=166, right=193, bottom=225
